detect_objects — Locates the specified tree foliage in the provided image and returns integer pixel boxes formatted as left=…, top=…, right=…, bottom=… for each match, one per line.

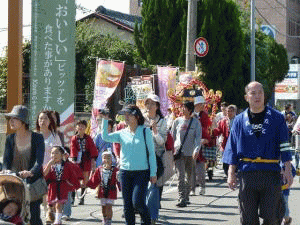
left=0, top=21, right=144, bottom=110
left=135, top=0, right=289, bottom=108
left=197, top=0, right=244, bottom=107
left=75, top=21, right=144, bottom=110
left=135, top=0, right=187, bottom=66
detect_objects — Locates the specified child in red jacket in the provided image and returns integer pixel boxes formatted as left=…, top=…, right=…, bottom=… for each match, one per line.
left=44, top=146, right=80, bottom=225
left=87, top=151, right=120, bottom=225
left=70, top=120, right=98, bottom=205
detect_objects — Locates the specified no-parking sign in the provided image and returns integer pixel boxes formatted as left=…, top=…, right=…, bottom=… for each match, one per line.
left=194, top=37, right=209, bottom=57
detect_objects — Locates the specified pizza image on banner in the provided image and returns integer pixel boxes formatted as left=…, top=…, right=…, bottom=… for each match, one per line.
left=95, top=61, right=124, bottom=88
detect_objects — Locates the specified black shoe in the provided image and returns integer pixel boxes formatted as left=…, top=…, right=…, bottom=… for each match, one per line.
left=176, top=201, right=187, bottom=207
left=186, top=201, right=191, bottom=205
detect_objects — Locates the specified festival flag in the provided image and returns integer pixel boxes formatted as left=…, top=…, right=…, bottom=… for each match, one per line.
left=157, top=66, right=178, bottom=116
left=90, top=60, right=125, bottom=137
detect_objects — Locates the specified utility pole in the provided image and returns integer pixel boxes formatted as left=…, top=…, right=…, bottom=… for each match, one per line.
left=250, top=0, right=255, bottom=81
left=7, top=0, right=23, bottom=133
left=185, top=0, right=197, bottom=72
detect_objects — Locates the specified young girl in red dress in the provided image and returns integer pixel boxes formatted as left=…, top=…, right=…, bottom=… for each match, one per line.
left=44, top=146, right=80, bottom=225
left=70, top=120, right=98, bottom=205
left=87, top=151, right=120, bottom=225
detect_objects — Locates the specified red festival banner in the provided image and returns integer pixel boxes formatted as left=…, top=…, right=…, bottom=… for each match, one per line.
left=157, top=66, right=178, bottom=116
left=90, top=60, right=125, bottom=137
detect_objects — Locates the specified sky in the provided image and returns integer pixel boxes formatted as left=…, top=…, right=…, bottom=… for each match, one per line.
left=0, top=0, right=130, bottom=55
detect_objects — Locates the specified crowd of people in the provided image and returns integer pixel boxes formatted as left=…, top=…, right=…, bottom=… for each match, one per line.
left=0, top=80, right=297, bottom=225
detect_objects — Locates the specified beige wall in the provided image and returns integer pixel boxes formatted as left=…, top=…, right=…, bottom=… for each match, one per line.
left=129, top=0, right=142, bottom=16
left=255, top=0, right=300, bottom=61
left=86, top=18, right=135, bottom=44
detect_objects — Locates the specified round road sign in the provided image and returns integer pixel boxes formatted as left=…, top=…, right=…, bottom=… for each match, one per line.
left=194, top=37, right=209, bottom=57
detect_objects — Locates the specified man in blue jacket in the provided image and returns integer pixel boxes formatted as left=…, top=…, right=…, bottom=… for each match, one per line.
left=223, top=81, right=293, bottom=224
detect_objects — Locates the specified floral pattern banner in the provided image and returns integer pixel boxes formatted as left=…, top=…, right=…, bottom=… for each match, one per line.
left=157, top=66, right=178, bottom=116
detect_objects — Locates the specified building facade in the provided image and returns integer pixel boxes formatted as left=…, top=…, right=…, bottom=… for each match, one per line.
left=238, top=0, right=300, bottom=62
left=129, top=0, right=142, bottom=16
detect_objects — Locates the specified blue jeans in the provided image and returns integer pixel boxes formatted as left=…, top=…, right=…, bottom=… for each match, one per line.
left=120, top=169, right=151, bottom=225
left=30, top=199, right=43, bottom=225
left=63, top=192, right=72, bottom=217
left=146, top=184, right=160, bottom=220
left=295, top=151, right=299, bottom=169
left=283, top=194, right=289, bottom=218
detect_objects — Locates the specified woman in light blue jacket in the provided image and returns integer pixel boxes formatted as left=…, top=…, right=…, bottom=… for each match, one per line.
left=100, top=105, right=157, bottom=225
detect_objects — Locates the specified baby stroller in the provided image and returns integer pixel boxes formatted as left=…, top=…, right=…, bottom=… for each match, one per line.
left=0, top=171, right=30, bottom=225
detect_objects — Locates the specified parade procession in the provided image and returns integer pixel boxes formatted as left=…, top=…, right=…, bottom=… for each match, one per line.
left=0, top=0, right=300, bottom=225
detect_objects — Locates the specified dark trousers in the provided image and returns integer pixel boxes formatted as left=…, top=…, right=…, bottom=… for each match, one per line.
left=238, top=170, right=284, bottom=225
left=120, top=169, right=151, bottom=225
left=30, top=199, right=43, bottom=225
left=223, top=163, right=229, bottom=177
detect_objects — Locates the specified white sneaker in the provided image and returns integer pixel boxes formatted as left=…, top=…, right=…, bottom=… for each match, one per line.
left=190, top=190, right=196, bottom=196
left=199, top=188, right=205, bottom=195
left=61, top=215, right=70, bottom=221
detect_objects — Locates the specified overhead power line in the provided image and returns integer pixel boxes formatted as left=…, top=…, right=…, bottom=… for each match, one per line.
left=256, top=7, right=300, bottom=39
left=272, top=0, right=300, bottom=19
left=260, top=0, right=300, bottom=27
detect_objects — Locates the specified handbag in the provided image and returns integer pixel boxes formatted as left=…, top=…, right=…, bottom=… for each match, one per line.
left=27, top=177, right=48, bottom=202
left=173, top=118, right=193, bottom=160
left=165, top=132, right=174, bottom=152
left=143, top=128, right=164, bottom=179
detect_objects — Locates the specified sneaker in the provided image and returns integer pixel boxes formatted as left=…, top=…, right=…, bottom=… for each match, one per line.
left=176, top=200, right=187, bottom=207
left=199, top=188, right=206, bottom=195
left=190, top=190, right=196, bottom=196
left=46, top=210, right=54, bottom=224
left=61, top=215, right=70, bottom=221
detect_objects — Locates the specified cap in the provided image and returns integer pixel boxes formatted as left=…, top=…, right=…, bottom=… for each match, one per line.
left=145, top=94, right=160, bottom=104
left=194, top=96, right=206, bottom=105
left=4, top=105, right=29, bottom=125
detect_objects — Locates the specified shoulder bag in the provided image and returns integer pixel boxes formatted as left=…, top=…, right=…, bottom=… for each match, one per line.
left=173, top=118, right=193, bottom=160
left=27, top=176, right=48, bottom=202
left=143, top=128, right=164, bottom=178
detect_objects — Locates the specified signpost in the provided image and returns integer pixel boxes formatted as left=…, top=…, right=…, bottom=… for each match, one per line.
left=30, top=0, right=76, bottom=145
left=194, top=37, right=209, bottom=57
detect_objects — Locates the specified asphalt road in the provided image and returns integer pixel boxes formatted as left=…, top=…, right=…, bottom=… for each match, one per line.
left=41, top=167, right=300, bottom=225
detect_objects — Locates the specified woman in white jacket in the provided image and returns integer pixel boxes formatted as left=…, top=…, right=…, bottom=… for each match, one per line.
left=144, top=94, right=174, bottom=224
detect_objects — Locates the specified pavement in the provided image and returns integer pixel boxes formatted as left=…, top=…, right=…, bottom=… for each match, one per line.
left=41, top=166, right=300, bottom=225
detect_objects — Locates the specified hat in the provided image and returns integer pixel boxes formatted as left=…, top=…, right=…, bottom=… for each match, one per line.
left=4, top=105, right=29, bottom=125
left=145, top=94, right=160, bottom=104
left=118, top=105, right=139, bottom=116
left=194, top=96, right=206, bottom=105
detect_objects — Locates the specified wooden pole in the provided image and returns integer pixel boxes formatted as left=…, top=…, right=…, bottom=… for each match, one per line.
left=7, top=0, right=23, bottom=133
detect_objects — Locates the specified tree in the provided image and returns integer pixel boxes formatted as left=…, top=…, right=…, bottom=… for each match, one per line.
left=0, top=22, right=144, bottom=111
left=134, top=0, right=187, bottom=66
left=75, top=21, right=145, bottom=110
left=135, top=0, right=289, bottom=109
left=0, top=41, right=31, bottom=110
left=0, top=54, right=7, bottom=110
left=196, top=0, right=245, bottom=107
